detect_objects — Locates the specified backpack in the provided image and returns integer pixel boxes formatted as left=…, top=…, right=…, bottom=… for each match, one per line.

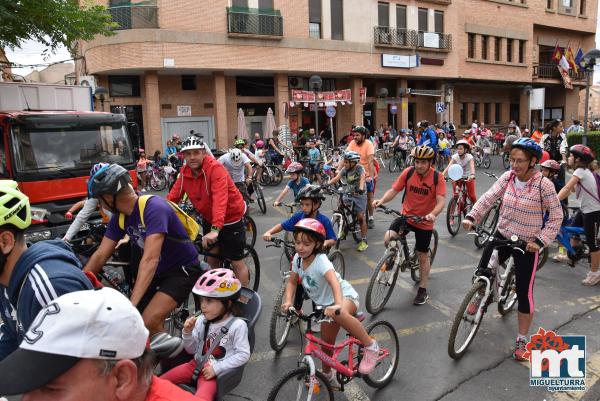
left=118, top=195, right=200, bottom=242
left=401, top=166, right=440, bottom=203
left=577, top=171, right=600, bottom=203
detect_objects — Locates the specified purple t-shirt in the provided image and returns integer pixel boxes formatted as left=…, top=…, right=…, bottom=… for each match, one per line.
left=105, top=197, right=199, bottom=274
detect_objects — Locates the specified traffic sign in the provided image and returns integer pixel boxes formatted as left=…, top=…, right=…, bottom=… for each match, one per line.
left=390, top=104, right=398, bottom=115
left=435, top=102, right=445, bottom=114
left=326, top=106, right=336, bottom=118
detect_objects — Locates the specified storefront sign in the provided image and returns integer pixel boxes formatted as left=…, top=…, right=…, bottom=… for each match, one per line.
left=381, top=54, right=418, bottom=68
left=422, top=33, right=440, bottom=48
left=177, top=105, right=191, bottom=116
left=291, top=89, right=352, bottom=104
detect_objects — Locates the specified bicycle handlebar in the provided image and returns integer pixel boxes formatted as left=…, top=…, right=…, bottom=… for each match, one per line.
left=483, top=172, right=499, bottom=180
left=265, top=237, right=294, bottom=249
left=288, top=306, right=339, bottom=322
left=376, top=205, right=425, bottom=223
left=467, top=232, right=527, bottom=253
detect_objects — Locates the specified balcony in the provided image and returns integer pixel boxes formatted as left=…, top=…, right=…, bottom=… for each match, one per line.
left=374, top=26, right=452, bottom=51
left=108, top=4, right=158, bottom=30
left=227, top=7, right=283, bottom=38
left=533, top=63, right=586, bottom=81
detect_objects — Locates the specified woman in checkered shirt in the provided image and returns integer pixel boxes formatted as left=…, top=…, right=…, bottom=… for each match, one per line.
left=463, top=138, right=562, bottom=361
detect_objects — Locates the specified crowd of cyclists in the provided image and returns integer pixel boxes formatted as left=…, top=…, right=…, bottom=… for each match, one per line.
left=0, top=115, right=598, bottom=400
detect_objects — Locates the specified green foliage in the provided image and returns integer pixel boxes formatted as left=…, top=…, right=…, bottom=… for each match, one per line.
left=566, top=131, right=600, bottom=159
left=0, top=0, right=116, bottom=56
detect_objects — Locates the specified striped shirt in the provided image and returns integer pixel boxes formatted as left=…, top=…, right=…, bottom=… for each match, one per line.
left=468, top=171, right=562, bottom=246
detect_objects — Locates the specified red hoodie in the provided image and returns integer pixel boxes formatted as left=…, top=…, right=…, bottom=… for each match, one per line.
left=167, top=156, right=246, bottom=228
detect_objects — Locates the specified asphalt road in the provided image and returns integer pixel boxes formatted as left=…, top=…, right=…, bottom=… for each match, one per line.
left=226, top=155, right=600, bottom=401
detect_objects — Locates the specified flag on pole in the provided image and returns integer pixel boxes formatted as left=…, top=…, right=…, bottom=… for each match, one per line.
left=565, top=45, right=577, bottom=72
left=575, top=47, right=585, bottom=70
left=551, top=42, right=563, bottom=64
left=559, top=55, right=571, bottom=70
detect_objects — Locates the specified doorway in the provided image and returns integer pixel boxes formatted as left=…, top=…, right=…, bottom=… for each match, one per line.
left=111, top=105, right=144, bottom=149
left=363, top=103, right=375, bottom=132
left=408, top=103, right=416, bottom=129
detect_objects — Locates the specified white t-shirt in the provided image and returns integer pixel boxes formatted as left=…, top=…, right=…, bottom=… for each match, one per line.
left=292, top=253, right=358, bottom=306
left=574, top=168, right=600, bottom=214
left=219, top=153, right=250, bottom=183
left=451, top=153, right=473, bottom=178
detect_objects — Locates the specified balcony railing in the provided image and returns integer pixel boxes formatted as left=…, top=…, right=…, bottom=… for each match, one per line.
left=227, top=7, right=283, bottom=37
left=108, top=4, right=158, bottom=30
left=533, top=63, right=586, bottom=81
left=374, top=26, right=452, bottom=51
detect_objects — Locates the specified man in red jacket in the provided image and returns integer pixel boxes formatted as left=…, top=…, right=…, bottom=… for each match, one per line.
left=167, top=136, right=249, bottom=285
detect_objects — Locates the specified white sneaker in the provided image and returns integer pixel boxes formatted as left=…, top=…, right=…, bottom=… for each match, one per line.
left=582, top=271, right=600, bottom=286
left=320, top=370, right=341, bottom=390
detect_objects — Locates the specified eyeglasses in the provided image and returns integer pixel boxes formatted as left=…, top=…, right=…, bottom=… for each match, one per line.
left=509, top=158, right=530, bottom=165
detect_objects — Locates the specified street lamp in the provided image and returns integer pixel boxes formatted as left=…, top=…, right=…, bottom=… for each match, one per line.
left=94, top=86, right=108, bottom=111
left=309, top=75, right=322, bottom=136
left=582, top=49, right=600, bottom=145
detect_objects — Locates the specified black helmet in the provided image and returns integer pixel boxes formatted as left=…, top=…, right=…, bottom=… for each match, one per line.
left=351, top=125, right=369, bottom=135
left=297, top=184, right=325, bottom=202
left=88, top=164, right=131, bottom=198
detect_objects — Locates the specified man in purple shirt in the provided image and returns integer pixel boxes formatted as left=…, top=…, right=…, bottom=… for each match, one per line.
left=83, top=164, right=201, bottom=335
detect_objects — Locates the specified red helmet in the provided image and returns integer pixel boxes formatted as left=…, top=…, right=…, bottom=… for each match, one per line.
left=294, top=218, right=325, bottom=241
left=570, top=144, right=595, bottom=163
left=540, top=150, right=550, bottom=164
left=540, top=159, right=561, bottom=171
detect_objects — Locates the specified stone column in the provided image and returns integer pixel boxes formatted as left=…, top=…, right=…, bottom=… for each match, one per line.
left=519, top=89, right=530, bottom=129
left=348, top=76, right=363, bottom=130
left=143, top=71, right=162, bottom=154
left=212, top=72, right=228, bottom=149
left=274, top=73, right=289, bottom=127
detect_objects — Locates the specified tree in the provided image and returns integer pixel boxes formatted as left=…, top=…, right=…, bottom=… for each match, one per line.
left=0, top=0, right=115, bottom=55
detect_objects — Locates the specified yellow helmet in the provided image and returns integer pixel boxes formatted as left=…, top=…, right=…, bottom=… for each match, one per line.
left=412, top=145, right=435, bottom=160
left=0, top=180, right=31, bottom=230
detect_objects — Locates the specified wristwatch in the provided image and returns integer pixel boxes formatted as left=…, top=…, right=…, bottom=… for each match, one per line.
left=211, top=225, right=221, bottom=233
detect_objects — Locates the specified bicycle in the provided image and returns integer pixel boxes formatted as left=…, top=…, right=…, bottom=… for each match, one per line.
left=446, top=177, right=474, bottom=236
left=250, top=173, right=267, bottom=214
left=447, top=233, right=525, bottom=359
left=388, top=149, right=406, bottom=173
left=473, top=172, right=500, bottom=249
left=365, top=206, right=438, bottom=314
left=330, top=187, right=368, bottom=249
left=553, top=206, right=597, bottom=267
left=502, top=152, right=511, bottom=170
left=267, top=307, right=399, bottom=401
left=258, top=163, right=284, bottom=187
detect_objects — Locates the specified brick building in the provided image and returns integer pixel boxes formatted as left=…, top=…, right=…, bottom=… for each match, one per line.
left=78, top=0, right=597, bottom=153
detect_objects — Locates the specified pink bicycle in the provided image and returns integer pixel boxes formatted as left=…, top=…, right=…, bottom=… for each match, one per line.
left=267, top=307, right=399, bottom=400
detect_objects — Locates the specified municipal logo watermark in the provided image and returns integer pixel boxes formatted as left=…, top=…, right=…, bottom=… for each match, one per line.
left=525, top=327, right=586, bottom=392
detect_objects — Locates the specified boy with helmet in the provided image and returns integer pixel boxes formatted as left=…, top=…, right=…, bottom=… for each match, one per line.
left=558, top=144, right=600, bottom=285
left=373, top=145, right=446, bottom=305
left=0, top=180, right=93, bottom=360
left=273, top=162, right=309, bottom=206
left=86, top=163, right=202, bottom=336
left=463, top=138, right=562, bottom=360
left=219, top=148, right=253, bottom=202
left=329, top=151, right=369, bottom=251
left=281, top=219, right=379, bottom=384
left=162, top=269, right=250, bottom=399
left=442, top=140, right=477, bottom=204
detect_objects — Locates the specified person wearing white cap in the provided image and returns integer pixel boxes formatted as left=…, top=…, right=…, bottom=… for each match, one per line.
left=0, top=288, right=198, bottom=400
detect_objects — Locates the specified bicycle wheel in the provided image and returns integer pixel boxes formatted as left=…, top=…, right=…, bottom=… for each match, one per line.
left=474, top=202, right=499, bottom=249
left=366, top=250, right=401, bottom=314
left=328, top=249, right=346, bottom=279
left=254, top=183, right=267, bottom=214
left=363, top=320, right=399, bottom=388
left=150, top=171, right=167, bottom=191
left=448, top=280, right=486, bottom=359
left=502, top=153, right=510, bottom=170
left=259, top=168, right=272, bottom=186
left=388, top=156, right=398, bottom=173
left=165, top=297, right=190, bottom=337
left=429, top=229, right=439, bottom=264
left=267, top=366, right=334, bottom=401
left=536, top=247, right=549, bottom=272
left=244, top=215, right=257, bottom=248
left=446, top=197, right=461, bottom=236
left=331, top=214, right=344, bottom=250
left=269, top=285, right=292, bottom=352
left=498, top=265, right=517, bottom=315
left=482, top=155, right=491, bottom=169
left=243, top=245, right=260, bottom=292
left=474, top=155, right=482, bottom=168
left=271, top=166, right=284, bottom=186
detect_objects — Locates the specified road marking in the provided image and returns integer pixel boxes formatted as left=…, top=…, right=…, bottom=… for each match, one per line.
left=438, top=239, right=481, bottom=260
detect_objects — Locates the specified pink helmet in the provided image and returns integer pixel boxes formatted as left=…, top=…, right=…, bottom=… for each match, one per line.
left=138, top=148, right=145, bottom=153
left=286, top=162, right=304, bottom=174
left=540, top=159, right=561, bottom=171
left=256, top=140, right=265, bottom=149
left=294, top=218, right=326, bottom=241
left=192, top=268, right=242, bottom=299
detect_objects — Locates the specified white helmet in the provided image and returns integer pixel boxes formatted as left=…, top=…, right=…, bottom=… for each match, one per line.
left=229, top=148, right=243, bottom=167
left=181, top=135, right=206, bottom=152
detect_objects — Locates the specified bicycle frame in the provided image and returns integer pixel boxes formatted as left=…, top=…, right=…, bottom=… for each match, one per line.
left=556, top=225, right=586, bottom=256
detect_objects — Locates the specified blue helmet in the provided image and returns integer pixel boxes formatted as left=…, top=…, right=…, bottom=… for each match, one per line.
left=511, top=138, right=542, bottom=161
left=343, top=151, right=361, bottom=163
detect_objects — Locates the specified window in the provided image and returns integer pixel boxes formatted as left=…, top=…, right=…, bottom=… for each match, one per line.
left=481, top=35, right=488, bottom=60
left=434, top=10, right=444, bottom=33
left=506, top=39, right=513, bottom=62
left=468, top=33, right=475, bottom=59
left=494, top=103, right=501, bottom=124
left=108, top=76, right=141, bottom=97
left=563, top=0, right=572, bottom=6
left=309, top=0, right=321, bottom=38
left=378, top=2, right=389, bottom=27
left=258, top=0, right=273, bottom=9
left=231, top=0, right=248, bottom=6
left=418, top=8, right=428, bottom=32
left=579, top=0, right=586, bottom=14
left=460, top=103, right=467, bottom=126
left=330, top=0, right=344, bottom=40
left=547, top=0, right=553, bottom=8
left=236, top=76, right=274, bottom=96
left=396, top=5, right=407, bottom=29
left=518, top=40, right=525, bottom=63
left=494, top=37, right=501, bottom=61
left=181, top=75, right=196, bottom=91
left=484, top=103, right=491, bottom=124
left=472, top=103, right=479, bottom=124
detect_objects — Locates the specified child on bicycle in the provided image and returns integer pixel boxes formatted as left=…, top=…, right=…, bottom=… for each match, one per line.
left=307, top=140, right=322, bottom=183
left=327, top=151, right=369, bottom=251
left=558, top=144, right=600, bottom=285
left=162, top=269, right=250, bottom=400
left=442, top=140, right=476, bottom=204
left=273, top=162, right=309, bottom=206
left=281, top=218, right=379, bottom=384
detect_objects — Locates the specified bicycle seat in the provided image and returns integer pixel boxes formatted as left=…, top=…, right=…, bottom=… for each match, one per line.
left=355, top=311, right=366, bottom=322
left=150, top=332, right=184, bottom=360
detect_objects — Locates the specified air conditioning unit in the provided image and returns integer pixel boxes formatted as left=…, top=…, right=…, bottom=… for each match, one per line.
left=289, top=77, right=304, bottom=89
left=79, top=75, right=97, bottom=95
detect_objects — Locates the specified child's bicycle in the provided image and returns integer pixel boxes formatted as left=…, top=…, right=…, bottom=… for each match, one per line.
left=267, top=307, right=399, bottom=401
